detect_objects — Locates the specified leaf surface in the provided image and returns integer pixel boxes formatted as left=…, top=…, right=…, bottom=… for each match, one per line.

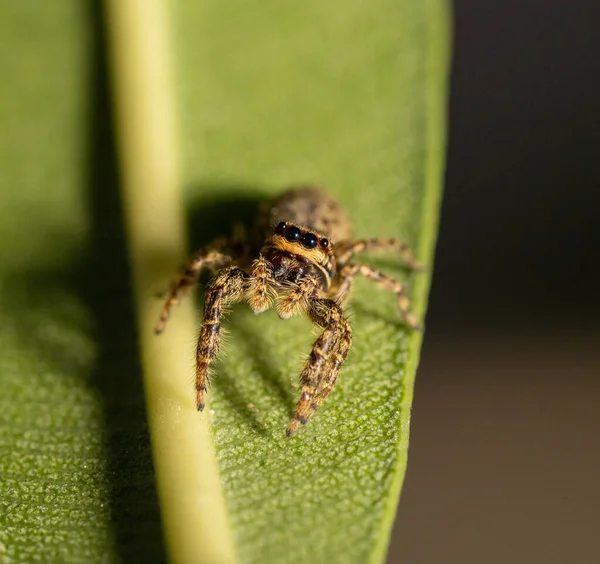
left=168, top=0, right=449, bottom=561
left=0, top=1, right=449, bottom=562
left=0, top=2, right=164, bottom=562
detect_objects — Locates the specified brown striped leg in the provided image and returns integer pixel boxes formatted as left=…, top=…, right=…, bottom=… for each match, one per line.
left=336, top=237, right=422, bottom=270
left=286, top=298, right=352, bottom=437
left=337, top=263, right=421, bottom=330
left=155, top=249, right=232, bottom=334
left=195, top=267, right=249, bottom=411
left=248, top=255, right=273, bottom=314
left=308, top=320, right=353, bottom=416
left=329, top=264, right=356, bottom=305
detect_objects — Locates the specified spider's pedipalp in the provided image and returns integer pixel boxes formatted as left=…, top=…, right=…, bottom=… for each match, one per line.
left=248, top=254, right=273, bottom=314
left=276, top=275, right=320, bottom=319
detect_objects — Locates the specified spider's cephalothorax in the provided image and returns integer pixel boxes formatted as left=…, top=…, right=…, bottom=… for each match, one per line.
left=156, top=187, right=422, bottom=436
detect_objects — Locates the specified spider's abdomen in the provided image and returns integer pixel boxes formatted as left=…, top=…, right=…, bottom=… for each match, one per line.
left=259, top=187, right=352, bottom=244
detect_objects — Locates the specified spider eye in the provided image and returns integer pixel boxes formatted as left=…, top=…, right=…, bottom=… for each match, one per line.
left=285, top=225, right=302, bottom=242
left=320, top=238, right=329, bottom=249
left=302, top=232, right=318, bottom=249
left=275, top=221, right=287, bottom=234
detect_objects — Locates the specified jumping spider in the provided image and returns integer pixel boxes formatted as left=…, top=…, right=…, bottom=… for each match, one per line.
left=156, top=187, right=422, bottom=436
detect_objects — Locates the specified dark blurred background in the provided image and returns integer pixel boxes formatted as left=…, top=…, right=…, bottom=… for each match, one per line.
left=390, top=2, right=600, bottom=563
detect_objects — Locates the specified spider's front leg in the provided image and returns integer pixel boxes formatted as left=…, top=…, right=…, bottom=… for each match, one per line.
left=195, top=266, right=250, bottom=411
left=286, top=298, right=352, bottom=437
left=155, top=243, right=232, bottom=334
left=336, top=263, right=421, bottom=330
left=336, top=237, right=422, bottom=270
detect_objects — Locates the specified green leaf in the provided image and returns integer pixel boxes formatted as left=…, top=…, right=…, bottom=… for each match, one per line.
left=0, top=2, right=165, bottom=562
left=0, top=0, right=449, bottom=562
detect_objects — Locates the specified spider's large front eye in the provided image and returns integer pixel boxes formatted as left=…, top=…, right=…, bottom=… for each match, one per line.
left=302, top=232, right=318, bottom=249
left=285, top=225, right=302, bottom=242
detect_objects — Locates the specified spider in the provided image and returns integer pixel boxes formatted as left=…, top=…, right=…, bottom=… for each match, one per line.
left=155, top=187, right=422, bottom=436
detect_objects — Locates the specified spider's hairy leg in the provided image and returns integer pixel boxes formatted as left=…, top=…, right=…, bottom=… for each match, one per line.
left=336, top=237, right=422, bottom=271
left=277, top=276, right=320, bottom=319
left=338, top=263, right=421, bottom=330
left=155, top=244, right=232, bottom=334
left=308, top=307, right=353, bottom=417
left=286, top=298, right=352, bottom=437
left=196, top=266, right=249, bottom=411
left=248, top=255, right=273, bottom=314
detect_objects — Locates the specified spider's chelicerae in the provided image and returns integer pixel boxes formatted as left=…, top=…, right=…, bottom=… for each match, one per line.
left=156, top=187, right=422, bottom=436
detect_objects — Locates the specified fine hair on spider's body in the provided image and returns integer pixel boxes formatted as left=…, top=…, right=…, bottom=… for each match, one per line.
left=156, top=187, right=422, bottom=436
